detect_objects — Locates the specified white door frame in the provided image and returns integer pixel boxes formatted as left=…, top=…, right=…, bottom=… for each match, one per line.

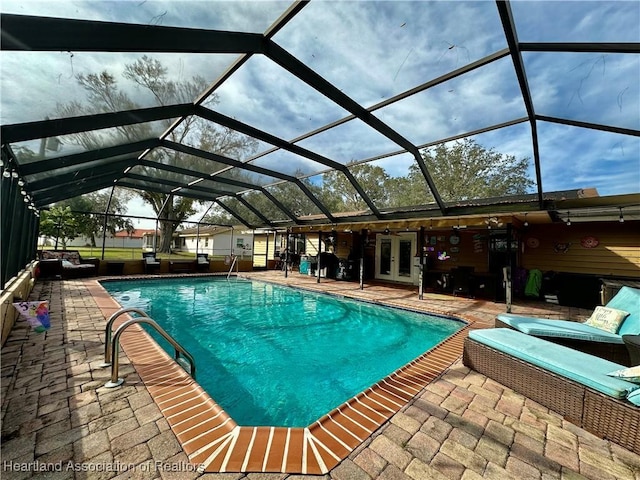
left=374, top=232, right=418, bottom=284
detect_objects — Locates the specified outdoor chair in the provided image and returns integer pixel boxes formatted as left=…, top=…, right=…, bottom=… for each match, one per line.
left=142, top=252, right=161, bottom=274
left=495, top=286, right=640, bottom=366
left=38, top=250, right=99, bottom=279
left=464, top=328, right=640, bottom=455
left=196, top=253, right=209, bottom=272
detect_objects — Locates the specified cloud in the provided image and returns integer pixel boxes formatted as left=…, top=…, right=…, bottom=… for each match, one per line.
left=537, top=122, right=640, bottom=195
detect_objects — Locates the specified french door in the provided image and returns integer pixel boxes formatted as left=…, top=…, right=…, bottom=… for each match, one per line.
left=375, top=233, right=417, bottom=283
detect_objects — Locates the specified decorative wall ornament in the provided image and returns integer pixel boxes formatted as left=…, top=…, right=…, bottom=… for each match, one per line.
left=438, top=251, right=451, bottom=261
left=553, top=242, right=572, bottom=254
left=472, top=234, right=485, bottom=253
left=526, top=237, right=540, bottom=249
left=580, top=236, right=599, bottom=248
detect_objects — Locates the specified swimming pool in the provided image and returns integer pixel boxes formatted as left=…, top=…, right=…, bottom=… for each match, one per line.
left=102, top=277, right=464, bottom=427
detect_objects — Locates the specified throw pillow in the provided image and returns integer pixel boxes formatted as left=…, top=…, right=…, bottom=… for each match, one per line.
left=584, top=306, right=630, bottom=333
left=626, top=389, right=640, bottom=406
left=608, top=365, right=640, bottom=384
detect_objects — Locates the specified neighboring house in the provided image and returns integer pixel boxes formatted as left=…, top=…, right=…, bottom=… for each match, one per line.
left=113, top=229, right=156, bottom=249
left=45, top=228, right=155, bottom=249
left=173, top=226, right=254, bottom=259
left=142, top=230, right=161, bottom=252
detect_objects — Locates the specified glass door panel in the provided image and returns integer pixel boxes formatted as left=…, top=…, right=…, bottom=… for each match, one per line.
left=398, top=239, right=412, bottom=277
left=380, top=238, right=392, bottom=275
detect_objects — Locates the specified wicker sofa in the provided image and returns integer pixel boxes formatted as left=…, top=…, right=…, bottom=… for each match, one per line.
left=38, top=250, right=99, bottom=279
left=495, top=286, right=640, bottom=366
left=463, top=328, right=640, bottom=454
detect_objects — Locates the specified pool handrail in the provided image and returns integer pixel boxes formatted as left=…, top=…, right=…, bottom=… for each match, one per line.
left=102, top=308, right=196, bottom=388
left=101, top=307, right=150, bottom=367
left=226, top=254, right=238, bottom=279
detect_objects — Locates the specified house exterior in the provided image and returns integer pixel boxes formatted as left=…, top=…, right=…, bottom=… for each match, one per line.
left=111, top=229, right=157, bottom=249
left=141, top=230, right=161, bottom=252
left=173, top=226, right=254, bottom=259
left=48, top=228, right=155, bottom=249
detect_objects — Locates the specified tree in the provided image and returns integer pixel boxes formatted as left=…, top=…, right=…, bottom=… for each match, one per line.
left=321, top=164, right=390, bottom=212
left=39, top=206, right=79, bottom=249
left=57, top=56, right=258, bottom=252
left=58, top=190, right=134, bottom=247
left=414, top=139, right=534, bottom=203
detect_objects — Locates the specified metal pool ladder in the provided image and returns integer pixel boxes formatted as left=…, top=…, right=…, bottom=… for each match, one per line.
left=101, top=307, right=196, bottom=388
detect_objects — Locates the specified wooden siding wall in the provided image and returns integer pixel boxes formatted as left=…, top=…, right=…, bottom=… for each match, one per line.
left=521, top=222, right=640, bottom=278
left=305, top=236, right=322, bottom=256
left=258, top=222, right=638, bottom=280
left=253, top=236, right=267, bottom=267
left=332, top=233, right=355, bottom=258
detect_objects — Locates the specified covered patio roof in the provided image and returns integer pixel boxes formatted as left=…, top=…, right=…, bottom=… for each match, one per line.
left=1, top=0, right=638, bottom=229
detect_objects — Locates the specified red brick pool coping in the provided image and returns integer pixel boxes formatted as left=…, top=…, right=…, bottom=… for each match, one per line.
left=86, top=276, right=476, bottom=474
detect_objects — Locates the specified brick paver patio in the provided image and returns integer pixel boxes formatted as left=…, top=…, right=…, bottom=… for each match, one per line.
left=2, top=272, right=639, bottom=479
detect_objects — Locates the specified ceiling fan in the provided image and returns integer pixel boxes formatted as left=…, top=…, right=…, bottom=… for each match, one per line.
left=484, top=217, right=504, bottom=229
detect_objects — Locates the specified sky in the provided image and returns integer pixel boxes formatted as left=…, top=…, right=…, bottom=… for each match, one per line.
left=1, top=0, right=639, bottom=228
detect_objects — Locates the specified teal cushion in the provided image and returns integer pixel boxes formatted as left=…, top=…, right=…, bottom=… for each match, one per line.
left=469, top=328, right=639, bottom=399
left=496, top=314, right=624, bottom=344
left=608, top=287, right=640, bottom=336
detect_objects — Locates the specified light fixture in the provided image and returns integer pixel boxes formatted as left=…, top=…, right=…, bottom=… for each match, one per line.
left=20, top=189, right=27, bottom=196
left=566, top=211, right=571, bottom=226
left=11, top=171, right=18, bottom=179
left=523, top=212, right=529, bottom=227
left=18, top=179, right=25, bottom=187
left=619, top=207, right=624, bottom=223
left=2, top=170, right=10, bottom=178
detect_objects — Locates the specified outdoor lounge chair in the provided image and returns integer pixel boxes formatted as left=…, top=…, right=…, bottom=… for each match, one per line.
left=495, top=286, right=640, bottom=366
left=38, top=250, right=99, bottom=279
left=463, top=328, right=640, bottom=455
left=142, top=252, right=161, bottom=274
left=196, top=253, right=209, bottom=272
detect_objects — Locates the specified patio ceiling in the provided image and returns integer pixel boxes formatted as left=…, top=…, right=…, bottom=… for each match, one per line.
left=1, top=0, right=638, bottom=229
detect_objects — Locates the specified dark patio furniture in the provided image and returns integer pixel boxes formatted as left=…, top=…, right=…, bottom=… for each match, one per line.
left=623, top=335, right=640, bottom=366
left=196, top=253, right=209, bottom=272
left=38, top=250, right=99, bottom=279
left=142, top=252, right=161, bottom=274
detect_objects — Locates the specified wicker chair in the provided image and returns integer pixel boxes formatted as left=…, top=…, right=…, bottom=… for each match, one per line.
left=463, top=333, right=640, bottom=455
left=495, top=286, right=640, bottom=366
left=142, top=252, right=161, bottom=274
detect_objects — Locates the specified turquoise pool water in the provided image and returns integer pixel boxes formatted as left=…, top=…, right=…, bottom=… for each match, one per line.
left=102, top=277, right=464, bottom=427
